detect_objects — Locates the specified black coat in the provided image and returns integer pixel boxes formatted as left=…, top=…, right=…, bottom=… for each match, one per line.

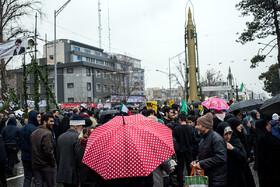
left=0, top=135, right=7, bottom=166
left=76, top=142, right=104, bottom=187
left=198, top=129, right=227, bottom=187
left=56, top=129, right=79, bottom=185
left=173, top=124, right=194, bottom=153
left=217, top=122, right=247, bottom=187
left=255, top=119, right=280, bottom=187
left=1, top=117, right=19, bottom=145
left=227, top=117, right=256, bottom=187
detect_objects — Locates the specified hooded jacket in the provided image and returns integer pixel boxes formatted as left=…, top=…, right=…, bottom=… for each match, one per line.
left=19, top=111, right=39, bottom=161
left=1, top=117, right=19, bottom=145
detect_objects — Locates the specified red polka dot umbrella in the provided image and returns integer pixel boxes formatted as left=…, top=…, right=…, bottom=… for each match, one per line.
left=82, top=114, right=175, bottom=180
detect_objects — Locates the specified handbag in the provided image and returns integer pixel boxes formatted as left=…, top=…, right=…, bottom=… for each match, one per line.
left=185, top=166, right=209, bottom=187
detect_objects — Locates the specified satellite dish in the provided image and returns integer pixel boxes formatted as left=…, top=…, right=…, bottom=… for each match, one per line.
left=27, top=39, right=35, bottom=49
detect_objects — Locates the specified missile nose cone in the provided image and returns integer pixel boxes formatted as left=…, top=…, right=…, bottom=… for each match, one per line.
left=188, top=8, right=192, bottom=20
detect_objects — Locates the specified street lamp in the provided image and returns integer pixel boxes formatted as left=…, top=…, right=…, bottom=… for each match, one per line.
left=156, top=68, right=171, bottom=99
left=54, top=0, right=71, bottom=104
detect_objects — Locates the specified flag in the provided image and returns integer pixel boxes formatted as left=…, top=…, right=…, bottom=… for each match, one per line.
left=2, top=93, right=8, bottom=99
left=199, top=109, right=204, bottom=116
left=240, top=83, right=244, bottom=92
left=121, top=102, right=129, bottom=113
left=106, top=99, right=110, bottom=103
left=180, top=99, right=188, bottom=115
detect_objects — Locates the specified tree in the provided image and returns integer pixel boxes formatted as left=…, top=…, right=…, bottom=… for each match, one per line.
left=259, top=63, right=280, bottom=96
left=236, top=0, right=280, bottom=78
left=0, top=0, right=43, bottom=94
left=172, top=55, right=187, bottom=100
left=201, top=69, right=226, bottom=86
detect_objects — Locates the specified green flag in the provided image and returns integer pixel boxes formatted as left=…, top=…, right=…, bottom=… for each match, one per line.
left=121, top=102, right=129, bottom=113
left=240, top=82, right=244, bottom=92
left=180, top=99, right=188, bottom=115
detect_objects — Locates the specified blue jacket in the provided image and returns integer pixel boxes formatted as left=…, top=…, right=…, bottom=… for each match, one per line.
left=19, top=111, right=39, bottom=161
left=0, top=135, right=7, bottom=166
left=1, top=117, right=19, bottom=145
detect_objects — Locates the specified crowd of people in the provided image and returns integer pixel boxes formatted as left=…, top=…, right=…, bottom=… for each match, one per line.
left=0, top=102, right=279, bottom=187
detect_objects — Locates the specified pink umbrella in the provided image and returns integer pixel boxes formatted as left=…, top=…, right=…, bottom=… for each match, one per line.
left=82, top=114, right=174, bottom=180
left=202, top=98, right=229, bottom=110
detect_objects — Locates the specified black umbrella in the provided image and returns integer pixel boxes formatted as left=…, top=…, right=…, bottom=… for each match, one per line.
left=228, top=99, right=264, bottom=113
left=260, top=94, right=280, bottom=114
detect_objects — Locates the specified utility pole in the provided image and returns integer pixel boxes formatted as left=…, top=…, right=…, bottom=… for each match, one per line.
left=54, top=0, right=71, bottom=105
left=169, top=58, right=171, bottom=100
left=98, top=0, right=102, bottom=48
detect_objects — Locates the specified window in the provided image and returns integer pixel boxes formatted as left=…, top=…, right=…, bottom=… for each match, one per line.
left=86, top=57, right=90, bottom=62
left=96, top=60, right=104, bottom=65
left=67, top=68, right=73, bottom=74
left=84, top=49, right=91, bottom=54
left=86, top=68, right=91, bottom=76
left=102, top=53, right=108, bottom=58
left=48, top=70, right=54, bottom=78
left=49, top=85, right=54, bottom=93
left=103, top=72, right=107, bottom=79
left=103, top=85, right=108, bottom=92
left=77, top=56, right=82, bottom=61
left=94, top=51, right=100, bottom=56
left=73, top=46, right=80, bottom=51
left=87, top=83, right=91, bottom=91
left=49, top=55, right=53, bottom=60
left=68, top=97, right=74, bottom=102
left=96, top=84, right=101, bottom=91
left=111, top=85, right=114, bottom=92
left=96, top=70, right=101, bottom=78
left=67, top=83, right=74, bottom=88
left=87, top=97, right=92, bottom=102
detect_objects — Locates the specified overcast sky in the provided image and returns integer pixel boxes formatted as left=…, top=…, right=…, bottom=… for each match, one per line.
left=11, top=0, right=277, bottom=96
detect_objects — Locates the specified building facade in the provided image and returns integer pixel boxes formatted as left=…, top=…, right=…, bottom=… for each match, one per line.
left=8, top=39, right=145, bottom=104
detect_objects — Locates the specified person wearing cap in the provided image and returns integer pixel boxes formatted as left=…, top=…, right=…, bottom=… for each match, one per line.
left=56, top=114, right=85, bottom=187
left=80, top=103, right=89, bottom=115
left=190, top=112, right=227, bottom=187
left=217, top=122, right=247, bottom=187
left=269, top=113, right=280, bottom=139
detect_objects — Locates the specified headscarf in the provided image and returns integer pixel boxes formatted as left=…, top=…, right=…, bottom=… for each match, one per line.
left=78, top=127, right=94, bottom=146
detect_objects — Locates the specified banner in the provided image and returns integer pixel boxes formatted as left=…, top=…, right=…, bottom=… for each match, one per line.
left=0, top=37, right=27, bottom=60
left=111, top=95, right=147, bottom=103
left=145, top=101, right=158, bottom=114
left=60, top=103, right=98, bottom=110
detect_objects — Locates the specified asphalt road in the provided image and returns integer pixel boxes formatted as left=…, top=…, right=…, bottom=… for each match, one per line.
left=7, top=154, right=259, bottom=187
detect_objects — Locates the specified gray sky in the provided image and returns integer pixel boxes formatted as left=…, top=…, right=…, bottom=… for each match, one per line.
left=13, top=0, right=277, bottom=96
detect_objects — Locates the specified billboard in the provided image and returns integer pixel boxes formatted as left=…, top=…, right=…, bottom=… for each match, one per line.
left=0, top=37, right=27, bottom=60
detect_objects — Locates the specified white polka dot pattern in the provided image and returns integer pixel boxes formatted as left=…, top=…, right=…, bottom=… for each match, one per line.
left=82, top=114, right=175, bottom=180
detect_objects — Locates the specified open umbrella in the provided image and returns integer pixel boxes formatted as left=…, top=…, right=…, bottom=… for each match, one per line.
left=202, top=98, right=229, bottom=110
left=82, top=114, right=174, bottom=180
left=260, top=94, right=280, bottom=114
left=228, top=99, right=264, bottom=113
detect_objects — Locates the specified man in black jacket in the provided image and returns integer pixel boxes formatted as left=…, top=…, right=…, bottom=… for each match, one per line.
left=191, top=113, right=227, bottom=187
left=173, top=113, right=194, bottom=187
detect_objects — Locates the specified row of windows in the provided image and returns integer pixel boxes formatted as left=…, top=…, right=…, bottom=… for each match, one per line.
left=73, top=46, right=108, bottom=58
left=68, top=97, right=92, bottom=103
left=66, top=82, right=114, bottom=92
left=76, top=55, right=114, bottom=68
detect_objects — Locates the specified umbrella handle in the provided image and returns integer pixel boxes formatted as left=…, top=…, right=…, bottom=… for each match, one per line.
left=122, top=113, right=125, bottom=125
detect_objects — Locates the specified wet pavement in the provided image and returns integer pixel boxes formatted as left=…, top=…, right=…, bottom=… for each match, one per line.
left=7, top=153, right=260, bottom=187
